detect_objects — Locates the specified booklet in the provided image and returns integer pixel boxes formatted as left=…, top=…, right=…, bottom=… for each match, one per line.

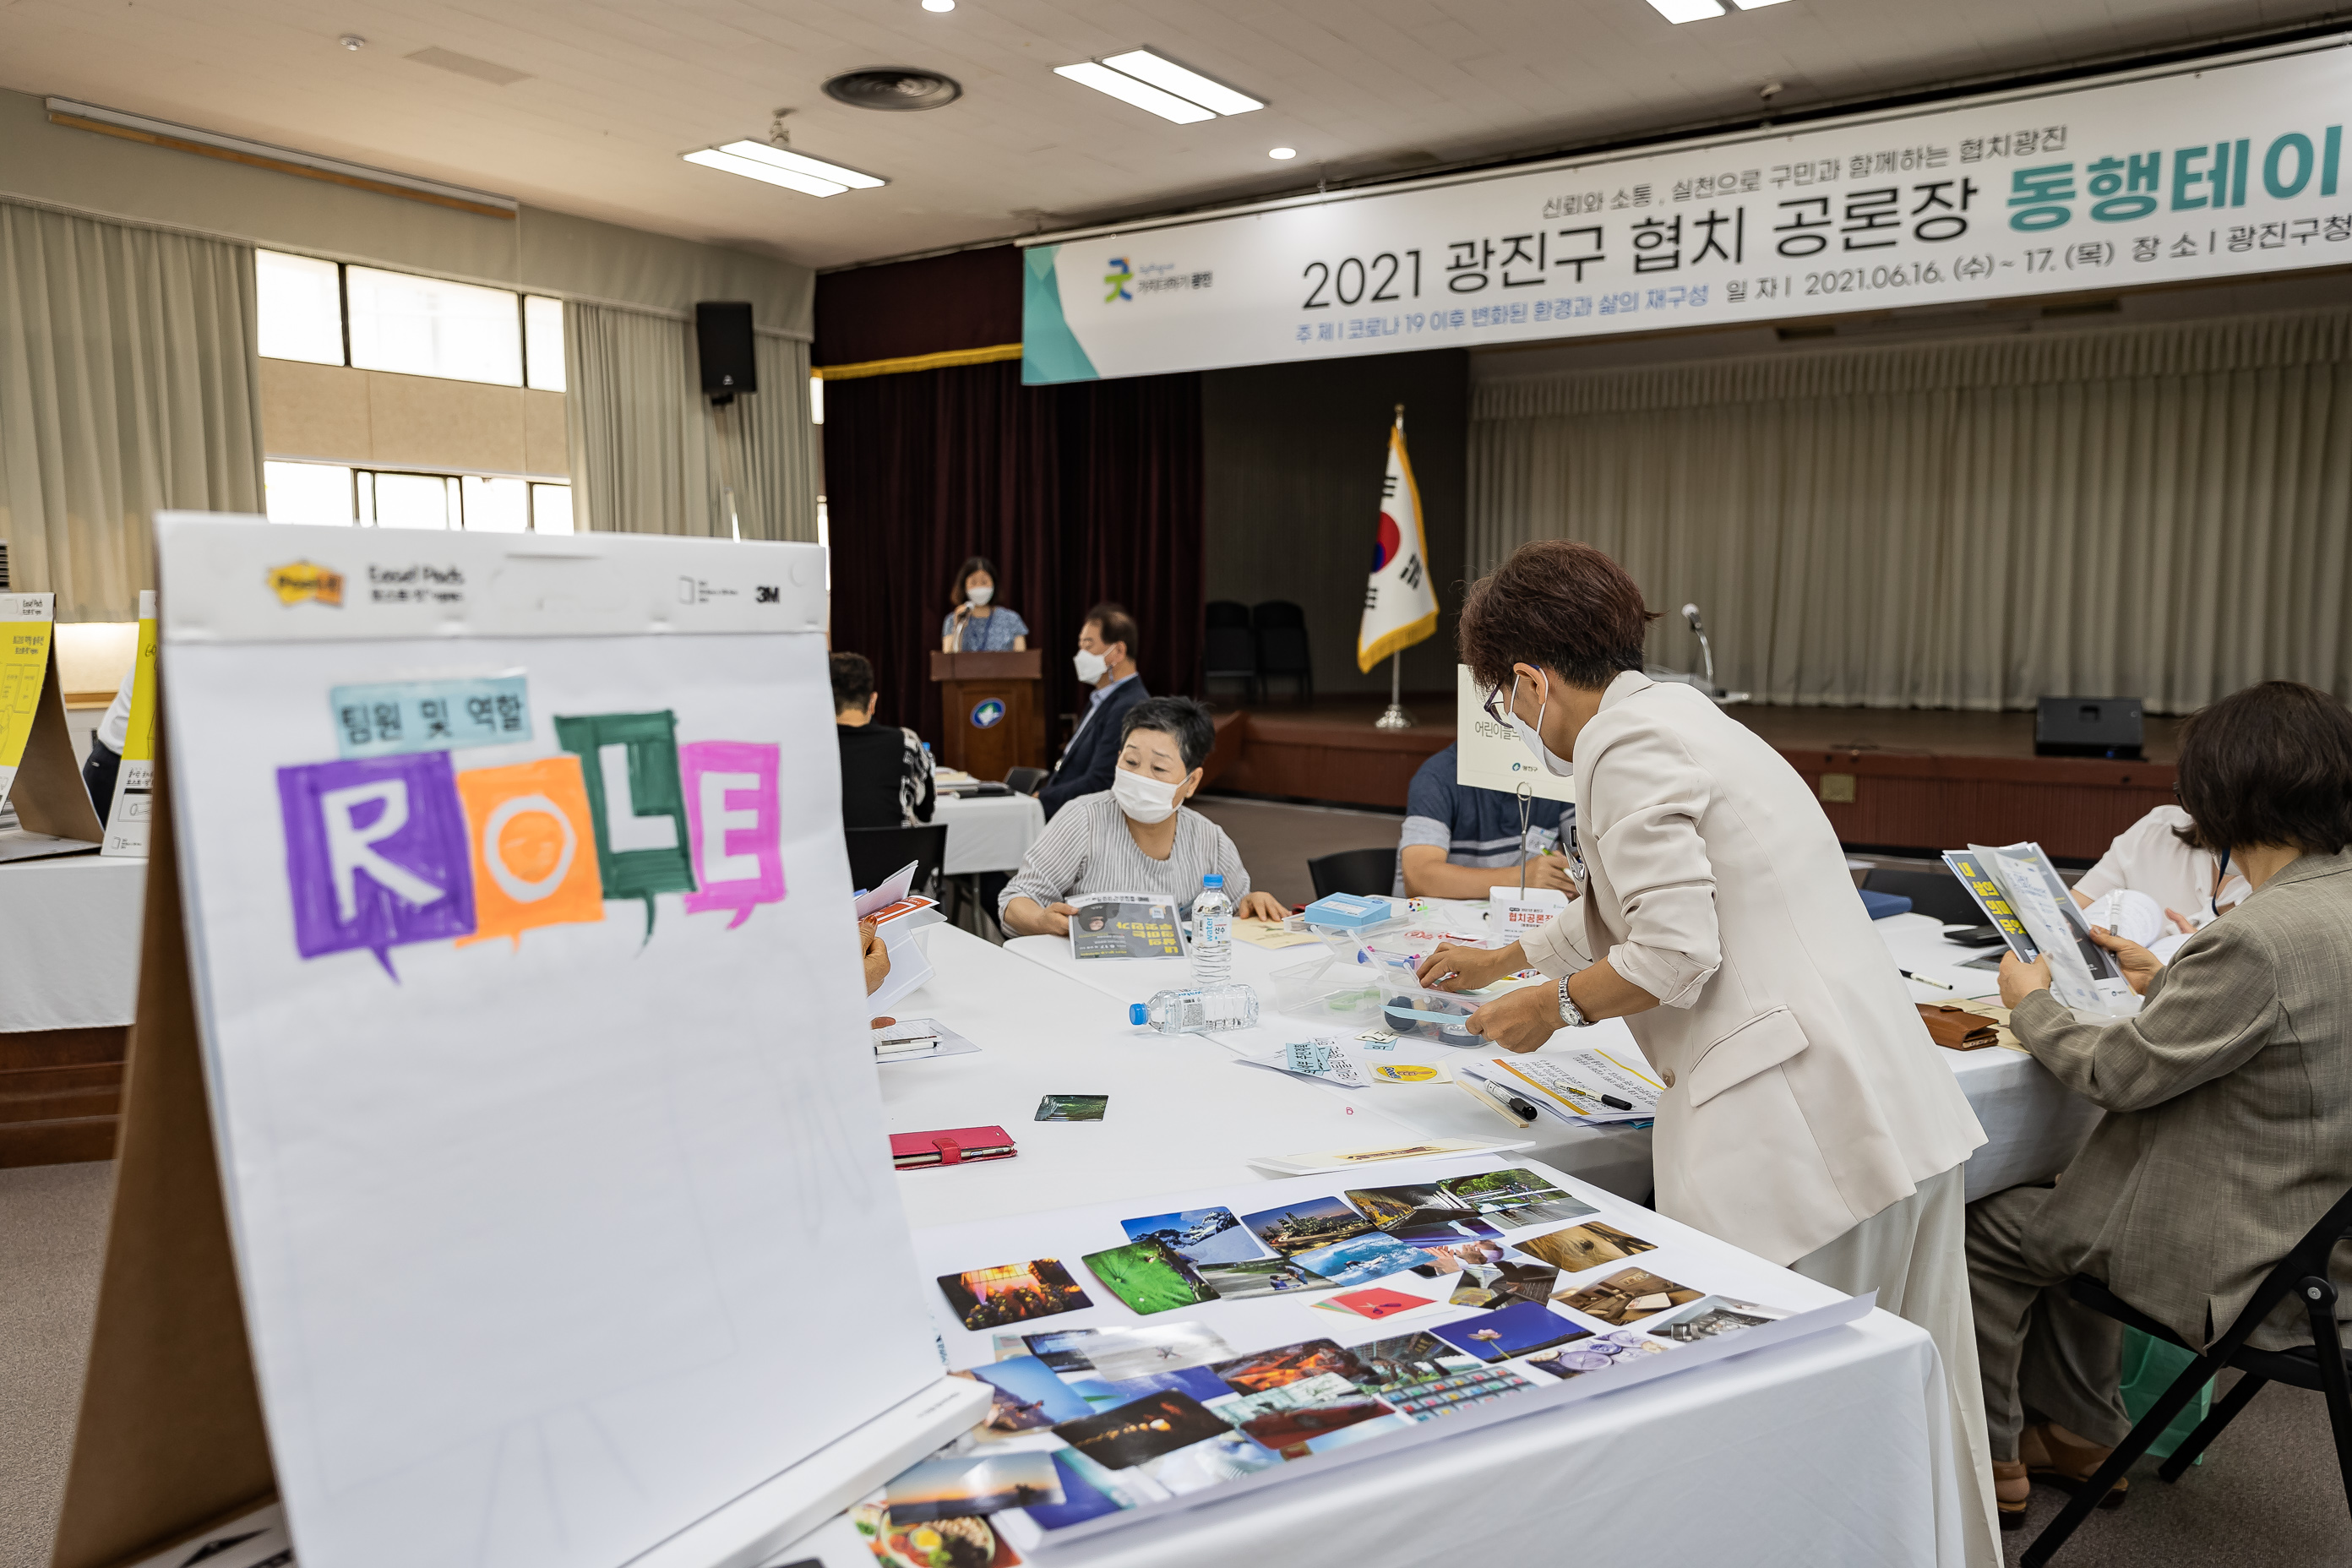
left=1942, top=842, right=2129, bottom=1014
left=1068, top=892, right=1185, bottom=960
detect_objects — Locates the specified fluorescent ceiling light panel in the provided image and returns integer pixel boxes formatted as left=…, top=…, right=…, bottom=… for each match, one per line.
left=683, top=149, right=848, bottom=197
left=1054, top=62, right=1215, bottom=124
left=715, top=139, right=885, bottom=189
left=1646, top=0, right=1726, bottom=19
left=1099, top=50, right=1262, bottom=115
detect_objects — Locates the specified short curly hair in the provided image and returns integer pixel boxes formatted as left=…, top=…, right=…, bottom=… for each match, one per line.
left=1458, top=540, right=1658, bottom=693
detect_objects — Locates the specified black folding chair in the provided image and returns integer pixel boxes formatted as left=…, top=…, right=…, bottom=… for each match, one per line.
left=1308, top=847, right=1398, bottom=901
left=1004, top=766, right=1048, bottom=795
left=846, top=824, right=950, bottom=905
left=1204, top=601, right=1260, bottom=704
left=1252, top=600, right=1313, bottom=702
left=2023, top=1181, right=2352, bottom=1565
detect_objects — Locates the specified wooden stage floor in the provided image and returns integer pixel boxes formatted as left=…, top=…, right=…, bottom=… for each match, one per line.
left=1201, top=695, right=2173, bottom=863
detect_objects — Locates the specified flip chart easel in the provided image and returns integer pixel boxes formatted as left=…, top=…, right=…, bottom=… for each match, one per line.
left=51, top=520, right=985, bottom=1568
left=0, top=591, right=104, bottom=858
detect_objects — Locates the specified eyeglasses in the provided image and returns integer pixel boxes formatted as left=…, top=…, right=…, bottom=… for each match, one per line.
left=1482, top=676, right=1520, bottom=728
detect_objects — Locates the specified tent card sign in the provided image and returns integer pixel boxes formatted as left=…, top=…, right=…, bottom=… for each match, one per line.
left=101, top=591, right=160, bottom=857
left=0, top=592, right=104, bottom=858
left=53, top=521, right=984, bottom=1568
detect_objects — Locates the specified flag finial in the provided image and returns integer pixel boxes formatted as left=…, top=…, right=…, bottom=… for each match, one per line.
left=1393, top=403, right=1404, bottom=427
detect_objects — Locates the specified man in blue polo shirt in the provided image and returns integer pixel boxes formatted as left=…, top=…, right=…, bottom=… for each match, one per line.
left=1395, top=743, right=1577, bottom=899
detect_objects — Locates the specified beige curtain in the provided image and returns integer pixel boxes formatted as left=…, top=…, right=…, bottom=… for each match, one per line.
left=563, top=301, right=815, bottom=542
left=1469, top=308, right=2352, bottom=712
left=0, top=199, right=263, bottom=619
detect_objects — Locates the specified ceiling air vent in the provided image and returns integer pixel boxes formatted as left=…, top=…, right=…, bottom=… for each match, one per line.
left=823, top=68, right=962, bottom=112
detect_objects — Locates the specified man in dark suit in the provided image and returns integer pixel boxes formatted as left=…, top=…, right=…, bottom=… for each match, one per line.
left=1038, top=602, right=1147, bottom=819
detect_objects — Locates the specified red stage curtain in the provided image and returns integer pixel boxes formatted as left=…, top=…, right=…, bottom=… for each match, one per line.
left=824, top=359, right=1204, bottom=749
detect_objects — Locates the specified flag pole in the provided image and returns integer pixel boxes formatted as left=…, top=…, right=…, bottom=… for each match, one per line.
left=1375, top=403, right=1418, bottom=732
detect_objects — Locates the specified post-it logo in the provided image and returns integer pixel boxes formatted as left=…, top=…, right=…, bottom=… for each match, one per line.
left=265, top=562, right=345, bottom=607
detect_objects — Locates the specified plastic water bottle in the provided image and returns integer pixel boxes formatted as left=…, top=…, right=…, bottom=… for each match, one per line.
left=1192, top=874, right=1233, bottom=985
left=1130, top=984, right=1260, bottom=1034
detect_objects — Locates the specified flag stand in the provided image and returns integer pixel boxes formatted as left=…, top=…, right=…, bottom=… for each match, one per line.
left=1374, top=651, right=1415, bottom=730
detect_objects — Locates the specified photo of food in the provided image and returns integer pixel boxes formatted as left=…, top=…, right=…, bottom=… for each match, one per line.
left=1289, top=1231, right=1426, bottom=1289
left=1240, top=1195, right=1374, bottom=1255
left=1430, top=1299, right=1593, bottom=1364
left=1081, top=1239, right=1218, bottom=1315
left=852, top=1500, right=1020, bottom=1568
left=1020, top=1328, right=1099, bottom=1372
left=1521, top=1329, right=1669, bottom=1380
left=1052, top=1390, right=1233, bottom=1469
left=1347, top=1331, right=1487, bottom=1395
left=1554, top=1268, right=1703, bottom=1326
left=1210, top=1337, right=1371, bottom=1393
left=964, top=1354, right=1094, bottom=1433
left=1119, top=1206, right=1266, bottom=1265
left=1035, top=1093, right=1109, bottom=1122
left=885, top=1451, right=1065, bottom=1524
left=937, top=1259, right=1093, bottom=1331
left=1193, top=1256, right=1332, bottom=1298
left=1083, top=1322, right=1235, bottom=1383
left=1448, top=1257, right=1560, bottom=1309
left=1513, top=1222, right=1658, bottom=1275
left=1440, top=1168, right=1599, bottom=1229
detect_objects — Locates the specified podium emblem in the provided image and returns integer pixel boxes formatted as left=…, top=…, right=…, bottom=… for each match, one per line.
left=970, top=698, right=1006, bottom=730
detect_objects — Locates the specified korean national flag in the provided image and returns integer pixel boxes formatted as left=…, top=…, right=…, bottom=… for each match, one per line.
left=1356, top=413, right=1440, bottom=672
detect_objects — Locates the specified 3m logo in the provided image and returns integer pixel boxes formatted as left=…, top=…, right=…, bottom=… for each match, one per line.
left=754, top=585, right=780, bottom=604
left=265, top=562, right=344, bottom=607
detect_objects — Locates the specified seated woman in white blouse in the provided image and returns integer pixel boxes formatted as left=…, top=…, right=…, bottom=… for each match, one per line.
left=999, top=695, right=1288, bottom=936
left=2070, top=802, right=2251, bottom=943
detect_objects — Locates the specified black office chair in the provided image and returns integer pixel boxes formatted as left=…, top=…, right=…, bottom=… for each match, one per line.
left=1204, top=600, right=1259, bottom=704
left=1252, top=601, right=1313, bottom=702
left=1004, top=766, right=1048, bottom=795
left=1308, top=847, right=1398, bottom=901
left=846, top=824, right=950, bottom=904
left=2022, top=1182, right=2352, bottom=1565
left=1860, top=866, right=1984, bottom=928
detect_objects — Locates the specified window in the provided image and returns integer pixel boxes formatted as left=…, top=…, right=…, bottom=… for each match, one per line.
left=256, top=251, right=346, bottom=365
left=346, top=267, right=522, bottom=385
left=810, top=374, right=824, bottom=425
left=264, top=460, right=569, bottom=532
left=524, top=296, right=566, bottom=390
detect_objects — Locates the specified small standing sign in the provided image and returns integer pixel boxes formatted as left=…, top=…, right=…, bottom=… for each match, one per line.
left=0, top=591, right=104, bottom=858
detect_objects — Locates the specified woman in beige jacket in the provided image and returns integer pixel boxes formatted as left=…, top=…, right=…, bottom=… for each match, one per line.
left=1419, top=542, right=1995, bottom=1560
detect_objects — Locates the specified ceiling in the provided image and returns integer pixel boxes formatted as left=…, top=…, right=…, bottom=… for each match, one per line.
left=0, top=0, right=2338, bottom=272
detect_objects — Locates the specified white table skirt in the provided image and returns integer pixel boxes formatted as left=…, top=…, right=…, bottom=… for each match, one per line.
left=0, top=854, right=144, bottom=1032
left=934, top=792, right=1047, bottom=876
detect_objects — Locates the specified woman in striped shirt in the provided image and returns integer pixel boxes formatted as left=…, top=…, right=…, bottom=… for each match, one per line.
left=999, top=696, right=1289, bottom=936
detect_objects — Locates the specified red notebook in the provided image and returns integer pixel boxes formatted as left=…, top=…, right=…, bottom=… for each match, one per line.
left=891, top=1124, right=1017, bottom=1170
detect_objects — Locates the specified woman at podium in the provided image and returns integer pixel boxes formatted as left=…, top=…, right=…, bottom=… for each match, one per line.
left=940, top=556, right=1029, bottom=652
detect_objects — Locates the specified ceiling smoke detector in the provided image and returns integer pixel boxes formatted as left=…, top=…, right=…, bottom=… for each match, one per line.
left=823, top=68, right=962, bottom=112
left=339, top=34, right=367, bottom=51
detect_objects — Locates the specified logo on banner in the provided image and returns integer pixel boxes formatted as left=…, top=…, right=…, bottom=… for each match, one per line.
left=971, top=699, right=1006, bottom=730
left=266, top=562, right=345, bottom=607
left=279, top=753, right=476, bottom=975
left=455, top=756, right=606, bottom=947
left=1103, top=256, right=1134, bottom=302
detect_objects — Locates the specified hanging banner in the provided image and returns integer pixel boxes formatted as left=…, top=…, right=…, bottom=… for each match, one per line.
left=1023, top=40, right=2352, bottom=384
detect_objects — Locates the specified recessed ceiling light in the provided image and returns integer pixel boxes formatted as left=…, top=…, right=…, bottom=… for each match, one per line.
left=1053, top=63, right=1213, bottom=124
left=683, top=140, right=886, bottom=197
left=1098, top=49, right=1262, bottom=115
left=1268, top=146, right=1297, bottom=160
left=922, top=0, right=955, bottom=11
left=1645, top=0, right=1726, bottom=19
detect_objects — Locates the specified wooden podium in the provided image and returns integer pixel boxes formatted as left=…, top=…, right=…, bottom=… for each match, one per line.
left=928, top=650, right=1045, bottom=779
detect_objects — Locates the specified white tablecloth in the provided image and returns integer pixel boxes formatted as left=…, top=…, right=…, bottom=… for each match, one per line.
left=1010, top=908, right=2102, bottom=1206
left=934, top=792, right=1048, bottom=875
left=0, top=854, right=144, bottom=1032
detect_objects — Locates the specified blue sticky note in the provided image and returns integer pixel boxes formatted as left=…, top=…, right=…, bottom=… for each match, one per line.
left=329, top=676, right=531, bottom=758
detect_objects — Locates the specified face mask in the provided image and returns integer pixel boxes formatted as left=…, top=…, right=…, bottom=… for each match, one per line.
left=966, top=585, right=994, bottom=606
left=1074, top=648, right=1108, bottom=683
left=1113, top=767, right=1181, bottom=824
left=1505, top=672, right=1575, bottom=779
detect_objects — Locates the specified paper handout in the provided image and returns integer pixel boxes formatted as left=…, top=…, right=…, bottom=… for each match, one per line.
left=1237, top=1037, right=1369, bottom=1089
left=1459, top=1048, right=1660, bottom=1124
left=1946, top=842, right=2130, bottom=1013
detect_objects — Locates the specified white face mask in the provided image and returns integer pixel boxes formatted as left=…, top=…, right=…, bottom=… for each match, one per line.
left=1505, top=672, right=1575, bottom=779
left=966, top=585, right=994, bottom=606
left=1074, top=647, right=1108, bottom=683
left=1112, top=767, right=1182, bottom=824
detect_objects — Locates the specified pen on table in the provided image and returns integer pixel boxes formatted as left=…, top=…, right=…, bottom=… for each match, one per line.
left=1476, top=1077, right=1539, bottom=1120
left=1600, top=1094, right=1634, bottom=1111
left=1900, top=968, right=1955, bottom=992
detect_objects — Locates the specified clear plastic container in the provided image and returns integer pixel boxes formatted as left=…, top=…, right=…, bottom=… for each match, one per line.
left=1373, top=972, right=1486, bottom=1047
left=1191, top=874, right=1233, bottom=985
left=1130, top=983, right=1260, bottom=1034
left=1270, top=957, right=1385, bottom=1026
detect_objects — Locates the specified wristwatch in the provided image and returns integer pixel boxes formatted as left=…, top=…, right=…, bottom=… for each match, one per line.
left=1557, top=976, right=1591, bottom=1028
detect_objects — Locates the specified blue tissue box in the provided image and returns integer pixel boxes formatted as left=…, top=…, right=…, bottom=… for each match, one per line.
left=1302, top=892, right=1395, bottom=929
left=1859, top=889, right=1913, bottom=921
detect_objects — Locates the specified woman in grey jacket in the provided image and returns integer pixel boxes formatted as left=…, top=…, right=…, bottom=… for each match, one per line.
left=1980, top=679, right=2352, bottom=1526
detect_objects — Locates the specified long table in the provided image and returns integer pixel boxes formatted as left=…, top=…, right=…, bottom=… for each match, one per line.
left=766, top=923, right=1973, bottom=1567
left=0, top=855, right=144, bottom=1032
left=1007, top=908, right=2100, bottom=1204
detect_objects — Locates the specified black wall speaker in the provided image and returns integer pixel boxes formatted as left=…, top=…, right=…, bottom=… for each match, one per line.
left=694, top=302, right=758, bottom=401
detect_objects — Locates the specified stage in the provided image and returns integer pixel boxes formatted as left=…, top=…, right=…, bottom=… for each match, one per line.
left=1201, top=698, right=2175, bottom=863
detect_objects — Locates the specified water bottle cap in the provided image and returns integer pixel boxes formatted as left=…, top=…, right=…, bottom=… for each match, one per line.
left=1204, top=874, right=1224, bottom=887
left=1129, top=1003, right=1148, bottom=1025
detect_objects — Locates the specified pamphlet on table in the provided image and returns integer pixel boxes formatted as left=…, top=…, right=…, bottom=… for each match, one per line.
left=1068, top=890, right=1184, bottom=960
